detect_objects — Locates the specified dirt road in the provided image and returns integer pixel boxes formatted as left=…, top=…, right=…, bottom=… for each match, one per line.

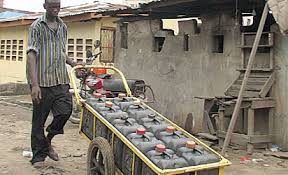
left=0, top=99, right=287, bottom=175
left=0, top=103, right=88, bottom=175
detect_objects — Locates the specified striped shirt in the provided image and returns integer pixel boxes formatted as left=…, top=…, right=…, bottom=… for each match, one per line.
left=26, top=14, right=69, bottom=87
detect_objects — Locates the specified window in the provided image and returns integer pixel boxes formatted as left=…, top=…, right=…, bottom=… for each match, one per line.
left=0, top=39, right=24, bottom=61
left=100, top=28, right=115, bottom=63
left=120, top=23, right=128, bottom=49
left=153, top=37, right=165, bottom=52
left=67, top=38, right=93, bottom=63
left=184, top=34, right=189, bottom=51
left=212, top=35, right=224, bottom=53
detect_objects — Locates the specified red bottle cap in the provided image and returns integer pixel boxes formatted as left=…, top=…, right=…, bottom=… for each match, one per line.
left=186, top=141, right=196, bottom=149
left=118, top=93, right=126, bottom=98
left=166, top=126, right=176, bottom=133
left=93, top=92, right=102, bottom=99
left=105, top=101, right=113, bottom=108
left=136, top=128, right=146, bottom=135
left=155, top=144, right=166, bottom=153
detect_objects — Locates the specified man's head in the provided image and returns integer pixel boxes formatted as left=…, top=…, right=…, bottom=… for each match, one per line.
left=44, top=0, right=61, bottom=17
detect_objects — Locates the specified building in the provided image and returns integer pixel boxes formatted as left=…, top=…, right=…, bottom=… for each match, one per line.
left=122, top=0, right=153, bottom=8
left=0, top=1, right=126, bottom=83
left=111, top=0, right=288, bottom=150
left=0, top=0, right=34, bottom=19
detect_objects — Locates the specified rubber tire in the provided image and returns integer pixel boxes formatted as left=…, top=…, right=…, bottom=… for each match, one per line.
left=87, top=137, right=115, bottom=175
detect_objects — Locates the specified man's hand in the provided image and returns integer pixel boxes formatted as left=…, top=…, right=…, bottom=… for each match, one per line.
left=31, top=86, right=42, bottom=104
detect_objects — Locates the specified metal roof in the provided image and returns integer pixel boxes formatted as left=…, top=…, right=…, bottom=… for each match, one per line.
left=0, top=1, right=128, bottom=23
left=0, top=11, right=26, bottom=19
left=108, top=0, right=267, bottom=20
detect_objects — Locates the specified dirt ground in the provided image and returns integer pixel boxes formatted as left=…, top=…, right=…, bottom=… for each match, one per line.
left=0, top=96, right=287, bottom=175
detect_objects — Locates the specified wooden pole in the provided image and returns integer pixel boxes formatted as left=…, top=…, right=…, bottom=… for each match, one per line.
left=221, top=3, right=269, bottom=155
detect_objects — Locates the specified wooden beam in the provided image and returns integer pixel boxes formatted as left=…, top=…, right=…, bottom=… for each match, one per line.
left=249, top=135, right=272, bottom=144
left=251, top=99, right=276, bottom=109
left=141, top=0, right=197, bottom=9
left=0, top=19, right=34, bottom=28
left=218, top=131, right=249, bottom=146
left=260, top=73, right=276, bottom=98
left=62, top=13, right=95, bottom=22
left=221, top=3, right=269, bottom=155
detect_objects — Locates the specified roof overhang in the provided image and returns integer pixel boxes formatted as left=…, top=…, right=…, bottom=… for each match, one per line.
left=0, top=12, right=115, bottom=28
left=107, top=0, right=267, bottom=21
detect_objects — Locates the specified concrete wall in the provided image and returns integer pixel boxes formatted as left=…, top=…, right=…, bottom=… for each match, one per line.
left=0, top=25, right=29, bottom=84
left=271, top=25, right=288, bottom=150
left=115, top=14, right=242, bottom=130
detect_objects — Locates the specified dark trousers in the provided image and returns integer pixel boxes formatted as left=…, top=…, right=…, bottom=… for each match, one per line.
left=31, top=84, right=72, bottom=164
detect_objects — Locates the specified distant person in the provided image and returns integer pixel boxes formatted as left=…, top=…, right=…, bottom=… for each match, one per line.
left=26, top=0, right=77, bottom=168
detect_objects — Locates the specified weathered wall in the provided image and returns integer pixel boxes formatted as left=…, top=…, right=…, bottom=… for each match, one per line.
left=115, top=14, right=242, bottom=130
left=271, top=25, right=288, bottom=150
left=0, top=25, right=29, bottom=84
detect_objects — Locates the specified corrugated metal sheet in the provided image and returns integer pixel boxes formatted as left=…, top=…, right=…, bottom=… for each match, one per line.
left=0, top=11, right=26, bottom=19
left=0, top=1, right=128, bottom=22
left=268, top=0, right=288, bottom=35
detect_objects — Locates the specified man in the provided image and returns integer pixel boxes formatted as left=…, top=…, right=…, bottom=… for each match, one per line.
left=26, top=0, right=77, bottom=167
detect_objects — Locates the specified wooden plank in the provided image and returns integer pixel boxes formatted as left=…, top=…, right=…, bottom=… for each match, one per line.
left=204, top=111, right=216, bottom=135
left=218, top=131, right=248, bottom=146
left=238, top=77, right=269, bottom=81
left=248, top=107, right=255, bottom=154
left=269, top=108, right=274, bottom=140
left=264, top=152, right=288, bottom=159
left=260, top=73, right=275, bottom=98
left=0, top=19, right=34, bottom=28
left=247, top=109, right=255, bottom=137
left=225, top=89, right=260, bottom=98
left=235, top=80, right=266, bottom=86
left=197, top=133, right=218, bottom=141
left=224, top=75, right=239, bottom=95
left=243, top=109, right=248, bottom=134
left=251, top=99, right=276, bottom=109
left=218, top=109, right=225, bottom=131
left=229, top=84, right=262, bottom=91
left=240, top=72, right=272, bottom=78
left=237, top=68, right=273, bottom=72
left=249, top=135, right=272, bottom=143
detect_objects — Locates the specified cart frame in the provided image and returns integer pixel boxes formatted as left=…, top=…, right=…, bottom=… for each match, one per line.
left=70, top=65, right=231, bottom=175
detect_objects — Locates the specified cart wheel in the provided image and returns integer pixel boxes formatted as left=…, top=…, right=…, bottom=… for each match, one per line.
left=87, top=137, right=115, bottom=175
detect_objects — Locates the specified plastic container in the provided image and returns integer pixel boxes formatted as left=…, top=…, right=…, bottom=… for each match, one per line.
left=96, top=101, right=120, bottom=116
left=157, top=126, right=190, bottom=150
left=139, top=113, right=169, bottom=135
left=124, top=100, right=145, bottom=112
left=133, top=109, right=155, bottom=121
left=95, top=101, right=120, bottom=141
left=123, top=128, right=164, bottom=175
left=112, top=93, right=134, bottom=106
left=127, top=128, right=164, bottom=153
left=177, top=141, right=220, bottom=166
left=85, top=92, right=106, bottom=108
left=114, top=120, right=143, bottom=136
left=104, top=111, right=129, bottom=123
left=142, top=144, right=189, bottom=175
left=112, top=120, right=141, bottom=173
